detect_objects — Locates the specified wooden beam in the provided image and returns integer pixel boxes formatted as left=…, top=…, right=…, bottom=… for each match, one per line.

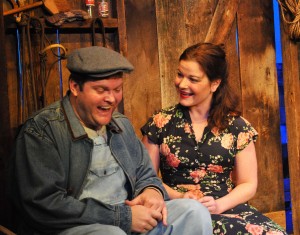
left=205, top=0, right=240, bottom=44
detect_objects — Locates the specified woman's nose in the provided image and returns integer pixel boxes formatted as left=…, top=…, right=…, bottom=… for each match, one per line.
left=178, top=77, right=189, bottom=88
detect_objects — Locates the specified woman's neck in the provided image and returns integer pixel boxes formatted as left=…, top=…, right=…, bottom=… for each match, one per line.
left=189, top=106, right=209, bottom=124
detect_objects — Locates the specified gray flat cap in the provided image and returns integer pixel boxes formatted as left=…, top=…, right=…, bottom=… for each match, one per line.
left=67, top=46, right=134, bottom=78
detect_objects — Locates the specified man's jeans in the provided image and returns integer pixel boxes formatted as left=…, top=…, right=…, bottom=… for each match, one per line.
left=59, top=198, right=212, bottom=235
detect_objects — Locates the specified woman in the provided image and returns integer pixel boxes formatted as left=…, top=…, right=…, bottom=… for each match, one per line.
left=141, top=43, right=287, bottom=234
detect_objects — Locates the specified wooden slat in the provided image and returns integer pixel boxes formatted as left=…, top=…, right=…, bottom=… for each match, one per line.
left=237, top=0, right=285, bottom=212
left=280, top=15, right=300, bottom=235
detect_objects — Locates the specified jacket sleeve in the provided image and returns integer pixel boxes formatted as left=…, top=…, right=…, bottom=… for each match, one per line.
left=113, top=116, right=169, bottom=200
left=10, top=119, right=132, bottom=234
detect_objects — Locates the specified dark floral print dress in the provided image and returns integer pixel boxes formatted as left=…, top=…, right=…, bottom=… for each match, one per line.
left=141, top=104, right=287, bottom=235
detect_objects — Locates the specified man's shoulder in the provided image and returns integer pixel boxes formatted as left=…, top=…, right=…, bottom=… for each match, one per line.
left=111, top=112, right=135, bottom=134
left=33, top=101, right=63, bottom=120
left=112, top=111, right=127, bottom=119
left=23, top=100, right=64, bottom=128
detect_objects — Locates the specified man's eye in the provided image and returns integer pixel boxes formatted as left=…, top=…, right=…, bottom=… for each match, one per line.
left=96, top=88, right=105, bottom=93
left=115, top=88, right=122, bottom=93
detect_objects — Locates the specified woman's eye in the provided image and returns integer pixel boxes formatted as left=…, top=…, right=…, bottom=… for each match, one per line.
left=177, top=72, right=184, bottom=78
left=188, top=76, right=200, bottom=83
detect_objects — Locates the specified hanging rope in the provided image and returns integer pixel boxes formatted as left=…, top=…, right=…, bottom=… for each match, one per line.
left=277, top=0, right=300, bottom=40
left=15, top=13, right=67, bottom=124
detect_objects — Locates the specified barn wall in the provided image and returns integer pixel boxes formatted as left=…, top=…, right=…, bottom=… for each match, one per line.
left=1, top=0, right=299, bottom=233
left=127, top=0, right=285, bottom=212
left=125, top=0, right=293, bottom=225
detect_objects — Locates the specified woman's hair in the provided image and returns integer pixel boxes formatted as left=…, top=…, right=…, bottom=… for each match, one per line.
left=179, top=42, right=240, bottom=130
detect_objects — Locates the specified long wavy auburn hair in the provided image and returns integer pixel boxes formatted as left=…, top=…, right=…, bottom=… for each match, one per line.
left=179, top=42, right=241, bottom=130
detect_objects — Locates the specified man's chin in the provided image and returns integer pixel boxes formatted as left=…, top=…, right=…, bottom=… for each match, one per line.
left=97, top=117, right=113, bottom=127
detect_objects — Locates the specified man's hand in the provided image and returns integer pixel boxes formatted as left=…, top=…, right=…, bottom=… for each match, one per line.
left=125, top=188, right=168, bottom=230
left=130, top=205, right=162, bottom=233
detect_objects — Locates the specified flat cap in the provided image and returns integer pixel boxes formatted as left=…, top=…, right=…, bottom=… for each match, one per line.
left=67, top=46, right=134, bottom=78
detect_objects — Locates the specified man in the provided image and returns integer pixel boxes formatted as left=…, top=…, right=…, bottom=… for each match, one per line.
left=9, top=46, right=212, bottom=235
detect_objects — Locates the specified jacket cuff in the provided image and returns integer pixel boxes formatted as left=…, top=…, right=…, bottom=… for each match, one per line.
left=142, top=186, right=164, bottom=198
left=116, top=204, right=132, bottom=235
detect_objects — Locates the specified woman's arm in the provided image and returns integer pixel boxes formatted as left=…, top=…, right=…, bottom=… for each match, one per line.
left=141, top=135, right=186, bottom=199
left=199, top=141, right=258, bottom=214
left=141, top=135, right=160, bottom=172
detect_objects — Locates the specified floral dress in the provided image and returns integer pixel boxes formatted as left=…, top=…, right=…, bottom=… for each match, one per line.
left=141, top=104, right=287, bottom=235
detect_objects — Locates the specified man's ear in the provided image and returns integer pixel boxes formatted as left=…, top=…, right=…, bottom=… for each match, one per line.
left=69, top=79, right=79, bottom=96
left=211, top=79, right=221, bottom=93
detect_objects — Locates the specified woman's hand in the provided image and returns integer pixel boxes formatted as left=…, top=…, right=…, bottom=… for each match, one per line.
left=182, top=191, right=200, bottom=200
left=198, top=196, right=220, bottom=214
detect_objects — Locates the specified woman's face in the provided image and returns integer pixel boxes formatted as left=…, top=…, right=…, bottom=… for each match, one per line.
left=69, top=77, right=123, bottom=130
left=175, top=60, right=220, bottom=109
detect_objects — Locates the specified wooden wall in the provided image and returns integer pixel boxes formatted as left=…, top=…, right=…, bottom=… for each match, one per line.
left=126, top=0, right=283, bottom=211
left=1, top=0, right=299, bottom=233
left=1, top=0, right=123, bottom=229
left=125, top=0, right=299, bottom=233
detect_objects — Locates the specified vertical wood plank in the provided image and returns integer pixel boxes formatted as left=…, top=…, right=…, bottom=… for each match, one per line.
left=237, top=0, right=285, bottom=212
left=116, top=0, right=127, bottom=55
left=125, top=0, right=162, bottom=135
left=280, top=17, right=300, bottom=235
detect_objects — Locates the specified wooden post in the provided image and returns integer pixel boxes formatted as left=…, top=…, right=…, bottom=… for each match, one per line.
left=237, top=0, right=285, bottom=213
left=280, top=15, right=300, bottom=235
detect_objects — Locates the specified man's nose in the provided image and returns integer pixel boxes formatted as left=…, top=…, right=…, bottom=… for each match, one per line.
left=104, top=91, right=116, bottom=103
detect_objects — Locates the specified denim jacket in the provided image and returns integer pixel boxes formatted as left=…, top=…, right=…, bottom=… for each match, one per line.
left=10, top=94, right=167, bottom=235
